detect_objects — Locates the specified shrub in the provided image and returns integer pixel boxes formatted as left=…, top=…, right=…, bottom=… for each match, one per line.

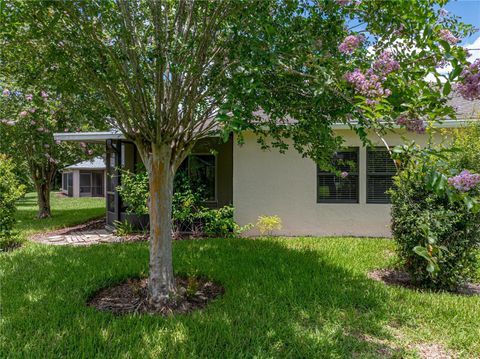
left=256, top=215, right=282, bottom=236
left=116, top=168, right=244, bottom=237
left=116, top=169, right=149, bottom=215
left=113, top=220, right=135, bottom=236
left=390, top=141, right=480, bottom=290
left=0, top=154, right=26, bottom=251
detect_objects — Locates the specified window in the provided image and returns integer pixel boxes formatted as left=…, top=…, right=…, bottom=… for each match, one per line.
left=179, top=154, right=216, bottom=202
left=80, top=173, right=92, bottom=195
left=367, top=147, right=396, bottom=204
left=317, top=148, right=359, bottom=203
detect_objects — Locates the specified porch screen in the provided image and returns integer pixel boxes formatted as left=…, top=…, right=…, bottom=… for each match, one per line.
left=317, top=148, right=359, bottom=203
left=179, top=154, right=216, bottom=202
left=367, top=147, right=396, bottom=204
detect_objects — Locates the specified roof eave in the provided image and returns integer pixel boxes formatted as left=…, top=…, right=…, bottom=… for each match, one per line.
left=53, top=131, right=125, bottom=143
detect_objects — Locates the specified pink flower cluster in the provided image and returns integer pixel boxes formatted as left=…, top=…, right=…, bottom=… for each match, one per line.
left=338, top=35, right=363, bottom=55
left=438, top=29, right=459, bottom=44
left=373, top=51, right=400, bottom=77
left=457, top=59, right=480, bottom=101
left=336, top=0, right=351, bottom=5
left=344, top=70, right=391, bottom=106
left=0, top=119, right=16, bottom=126
left=344, top=51, right=399, bottom=106
left=2, top=89, right=10, bottom=96
left=448, top=170, right=480, bottom=192
left=395, top=115, right=426, bottom=134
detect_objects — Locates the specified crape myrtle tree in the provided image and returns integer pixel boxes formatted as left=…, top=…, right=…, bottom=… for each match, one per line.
left=0, top=86, right=103, bottom=218
left=1, top=0, right=476, bottom=304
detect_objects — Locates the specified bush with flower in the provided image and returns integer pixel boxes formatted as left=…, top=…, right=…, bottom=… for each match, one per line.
left=390, top=133, right=480, bottom=291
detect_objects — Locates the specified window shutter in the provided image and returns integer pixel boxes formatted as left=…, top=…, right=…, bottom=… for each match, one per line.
left=367, top=148, right=396, bottom=204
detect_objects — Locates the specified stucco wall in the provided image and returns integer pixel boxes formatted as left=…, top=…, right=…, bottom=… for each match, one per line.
left=233, top=129, right=448, bottom=237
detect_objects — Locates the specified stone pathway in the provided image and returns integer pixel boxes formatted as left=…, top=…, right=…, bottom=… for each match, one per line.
left=34, top=229, right=123, bottom=246
left=29, top=219, right=142, bottom=246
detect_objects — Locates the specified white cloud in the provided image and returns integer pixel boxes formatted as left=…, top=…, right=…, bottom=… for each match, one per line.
left=464, top=35, right=480, bottom=63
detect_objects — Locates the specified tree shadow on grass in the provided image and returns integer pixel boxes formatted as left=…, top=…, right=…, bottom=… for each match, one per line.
left=1, top=238, right=407, bottom=358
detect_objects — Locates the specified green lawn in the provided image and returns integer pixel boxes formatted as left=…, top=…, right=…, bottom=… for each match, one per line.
left=2, top=234, right=479, bottom=357
left=15, top=192, right=105, bottom=236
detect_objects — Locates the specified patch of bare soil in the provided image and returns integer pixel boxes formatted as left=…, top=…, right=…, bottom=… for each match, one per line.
left=368, top=269, right=480, bottom=296
left=30, top=218, right=106, bottom=240
left=88, top=276, right=224, bottom=315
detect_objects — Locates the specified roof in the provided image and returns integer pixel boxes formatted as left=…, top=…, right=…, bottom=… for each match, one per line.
left=53, top=95, right=479, bottom=143
left=446, top=96, right=480, bottom=120
left=64, top=157, right=106, bottom=170
left=53, top=130, right=125, bottom=143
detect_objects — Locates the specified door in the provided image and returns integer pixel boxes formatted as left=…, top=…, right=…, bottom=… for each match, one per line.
left=80, top=172, right=92, bottom=197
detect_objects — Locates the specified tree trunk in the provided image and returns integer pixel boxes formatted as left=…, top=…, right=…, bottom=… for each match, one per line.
left=146, top=143, right=176, bottom=305
left=36, top=181, right=51, bottom=219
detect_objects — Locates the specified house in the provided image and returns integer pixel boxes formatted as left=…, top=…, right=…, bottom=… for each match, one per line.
left=54, top=97, right=479, bottom=237
left=61, top=157, right=106, bottom=198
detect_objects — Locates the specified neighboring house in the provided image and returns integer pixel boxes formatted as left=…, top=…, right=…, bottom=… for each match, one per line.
left=54, top=97, right=479, bottom=236
left=61, top=157, right=106, bottom=198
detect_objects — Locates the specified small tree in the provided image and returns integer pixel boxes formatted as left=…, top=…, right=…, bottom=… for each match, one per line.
left=2, top=0, right=477, bottom=304
left=0, top=87, right=101, bottom=218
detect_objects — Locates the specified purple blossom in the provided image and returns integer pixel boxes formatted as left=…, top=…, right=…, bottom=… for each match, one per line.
left=25, top=94, right=33, bottom=101
left=87, top=149, right=94, bottom=156
left=336, top=0, right=351, bottom=5
left=28, top=107, right=36, bottom=113
left=394, top=23, right=405, bottom=36
left=396, top=115, right=426, bottom=134
left=373, top=51, right=400, bottom=76
left=41, top=90, right=49, bottom=99
left=64, top=128, right=69, bottom=132
left=448, top=170, right=480, bottom=192
left=344, top=68, right=390, bottom=101
left=457, top=59, right=480, bottom=101
left=80, top=142, right=87, bottom=148
left=340, top=171, right=349, bottom=178
left=31, top=120, right=36, bottom=125
left=338, top=35, right=363, bottom=55
left=2, top=89, right=10, bottom=97
left=19, top=110, right=28, bottom=117
left=439, top=8, right=449, bottom=17
left=2, top=120, right=16, bottom=126
left=55, top=140, right=61, bottom=144
left=438, top=29, right=459, bottom=44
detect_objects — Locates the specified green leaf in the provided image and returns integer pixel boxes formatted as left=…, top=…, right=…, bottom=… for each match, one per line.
left=426, top=262, right=435, bottom=273
left=443, top=81, right=451, bottom=96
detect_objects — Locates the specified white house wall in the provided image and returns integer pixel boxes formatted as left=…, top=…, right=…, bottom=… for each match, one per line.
left=233, top=129, right=447, bottom=237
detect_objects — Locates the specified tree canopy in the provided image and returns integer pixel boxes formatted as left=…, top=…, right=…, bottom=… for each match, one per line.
left=1, top=0, right=477, bottom=303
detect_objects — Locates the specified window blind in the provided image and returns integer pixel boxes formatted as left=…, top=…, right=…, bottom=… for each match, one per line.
left=317, top=149, right=359, bottom=203
left=367, top=148, right=396, bottom=204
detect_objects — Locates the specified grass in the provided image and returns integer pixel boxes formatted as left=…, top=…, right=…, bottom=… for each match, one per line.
left=15, top=192, right=105, bottom=236
left=2, top=193, right=479, bottom=357
left=2, top=235, right=480, bottom=358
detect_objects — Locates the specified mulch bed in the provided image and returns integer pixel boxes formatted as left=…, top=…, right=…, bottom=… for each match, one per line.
left=368, top=269, right=480, bottom=296
left=88, top=276, right=224, bottom=315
